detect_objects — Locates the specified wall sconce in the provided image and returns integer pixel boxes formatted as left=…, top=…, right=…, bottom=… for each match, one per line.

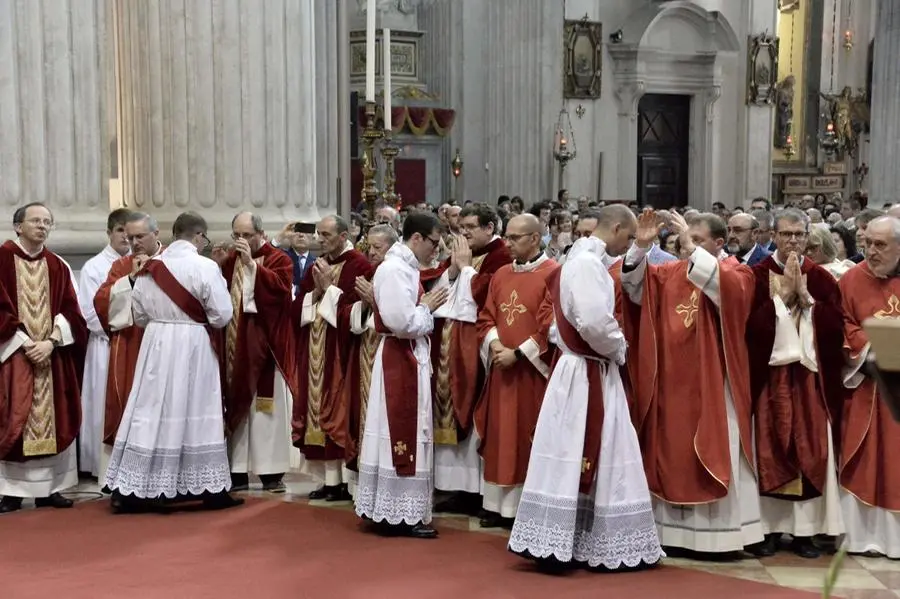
left=553, top=108, right=577, bottom=176
left=843, top=29, right=854, bottom=51
left=451, top=149, right=463, bottom=178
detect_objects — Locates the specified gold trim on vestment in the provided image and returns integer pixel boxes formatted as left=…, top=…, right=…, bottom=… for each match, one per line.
left=255, top=397, right=275, bottom=415
left=433, top=319, right=457, bottom=445
left=15, top=256, right=57, bottom=457
left=772, top=475, right=803, bottom=496
left=358, top=328, right=378, bottom=442
left=305, top=261, right=345, bottom=446
left=225, top=259, right=245, bottom=387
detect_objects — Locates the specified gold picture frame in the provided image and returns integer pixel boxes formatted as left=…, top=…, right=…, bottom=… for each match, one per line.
left=747, top=33, right=779, bottom=105
left=564, top=17, right=602, bottom=99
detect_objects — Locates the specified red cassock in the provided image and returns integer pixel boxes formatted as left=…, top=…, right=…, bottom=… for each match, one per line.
left=431, top=238, right=512, bottom=445
left=746, top=256, right=845, bottom=499
left=291, top=248, right=373, bottom=460
left=839, top=263, right=900, bottom=510
left=94, top=254, right=148, bottom=445
left=221, top=244, right=300, bottom=434
left=474, top=259, right=557, bottom=487
left=621, top=256, right=756, bottom=504
left=0, top=241, right=88, bottom=461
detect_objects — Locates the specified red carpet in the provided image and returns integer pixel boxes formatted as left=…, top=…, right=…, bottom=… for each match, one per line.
left=0, top=500, right=816, bottom=599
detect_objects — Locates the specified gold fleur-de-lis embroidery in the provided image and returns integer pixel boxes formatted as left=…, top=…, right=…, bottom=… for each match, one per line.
left=393, top=441, right=408, bottom=456
left=499, top=289, right=527, bottom=326
left=581, top=458, right=591, bottom=473
left=675, top=290, right=700, bottom=328
left=875, top=295, right=900, bottom=319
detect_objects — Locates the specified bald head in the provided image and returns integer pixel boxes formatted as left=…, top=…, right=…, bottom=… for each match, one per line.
left=868, top=216, right=900, bottom=242
left=887, top=205, right=900, bottom=219
left=232, top=211, right=263, bottom=233
left=507, top=213, right=542, bottom=235
left=596, top=204, right=637, bottom=230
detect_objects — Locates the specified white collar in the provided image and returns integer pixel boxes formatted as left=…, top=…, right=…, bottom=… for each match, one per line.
left=512, top=252, right=549, bottom=273
left=163, top=240, right=199, bottom=256
left=103, top=244, right=129, bottom=260
left=387, top=241, right=419, bottom=269
left=740, top=244, right=758, bottom=263
left=14, top=238, right=43, bottom=258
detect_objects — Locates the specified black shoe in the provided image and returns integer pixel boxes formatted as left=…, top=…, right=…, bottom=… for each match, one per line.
left=0, top=496, right=23, bottom=514
left=230, top=473, right=250, bottom=492
left=308, top=485, right=333, bottom=500
left=745, top=533, right=779, bottom=557
left=202, top=492, right=245, bottom=511
left=35, top=493, right=74, bottom=509
left=262, top=479, right=287, bottom=494
left=409, top=523, right=438, bottom=539
left=434, top=492, right=481, bottom=516
left=791, top=537, right=821, bottom=559
left=479, top=512, right=503, bottom=528
left=325, top=484, right=352, bottom=502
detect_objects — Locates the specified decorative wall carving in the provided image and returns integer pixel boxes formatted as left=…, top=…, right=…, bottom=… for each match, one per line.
left=747, top=33, right=779, bottom=105
left=564, top=17, right=603, bottom=99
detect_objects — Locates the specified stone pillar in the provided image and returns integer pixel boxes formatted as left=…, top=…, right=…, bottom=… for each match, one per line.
left=116, top=0, right=322, bottom=240
left=0, top=0, right=115, bottom=259
left=869, top=0, right=900, bottom=205
left=742, top=1, right=778, bottom=204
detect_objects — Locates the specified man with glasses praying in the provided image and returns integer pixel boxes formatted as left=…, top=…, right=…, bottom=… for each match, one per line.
left=0, top=202, right=88, bottom=513
left=105, top=212, right=241, bottom=513
left=93, top=211, right=164, bottom=489
left=429, top=202, right=512, bottom=517
left=221, top=213, right=299, bottom=495
left=293, top=214, right=373, bottom=501
left=745, top=209, right=845, bottom=558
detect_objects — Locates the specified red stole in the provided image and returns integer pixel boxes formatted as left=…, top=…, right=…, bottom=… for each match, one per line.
left=373, top=284, right=424, bottom=477
left=623, top=256, right=755, bottom=504
left=220, top=245, right=299, bottom=433
left=746, top=256, right=845, bottom=498
left=0, top=240, right=88, bottom=461
left=548, top=268, right=605, bottom=494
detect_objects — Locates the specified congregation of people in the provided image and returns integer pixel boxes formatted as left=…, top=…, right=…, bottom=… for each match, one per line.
left=2, top=189, right=900, bottom=573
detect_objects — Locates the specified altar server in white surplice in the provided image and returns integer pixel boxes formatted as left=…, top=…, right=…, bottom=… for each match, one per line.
left=509, top=205, right=663, bottom=570
left=355, top=212, right=448, bottom=539
left=105, top=212, right=242, bottom=513
left=75, top=209, right=131, bottom=477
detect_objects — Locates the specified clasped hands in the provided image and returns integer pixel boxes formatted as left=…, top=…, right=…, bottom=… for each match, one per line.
left=310, top=258, right=335, bottom=302
left=489, top=339, right=518, bottom=370
left=447, top=235, right=473, bottom=280
left=778, top=252, right=813, bottom=309
left=22, top=337, right=53, bottom=366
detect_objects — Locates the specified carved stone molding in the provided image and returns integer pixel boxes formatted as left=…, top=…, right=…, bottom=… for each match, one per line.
left=705, top=85, right=722, bottom=123
left=612, top=79, right=646, bottom=120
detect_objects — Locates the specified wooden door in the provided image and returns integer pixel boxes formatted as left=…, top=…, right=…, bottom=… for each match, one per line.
left=637, top=94, right=691, bottom=209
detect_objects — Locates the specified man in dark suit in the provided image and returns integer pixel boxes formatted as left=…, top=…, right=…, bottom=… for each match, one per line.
left=271, top=223, right=315, bottom=294
left=752, top=209, right=777, bottom=252
left=728, top=212, right=771, bottom=265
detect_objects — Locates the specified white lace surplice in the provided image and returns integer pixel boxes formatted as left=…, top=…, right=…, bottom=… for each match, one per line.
left=508, top=237, right=663, bottom=569
left=76, top=245, right=122, bottom=476
left=104, top=241, right=233, bottom=498
left=355, top=243, right=435, bottom=525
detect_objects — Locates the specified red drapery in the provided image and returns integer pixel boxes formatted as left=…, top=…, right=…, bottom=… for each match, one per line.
left=357, top=106, right=456, bottom=137
left=350, top=158, right=426, bottom=209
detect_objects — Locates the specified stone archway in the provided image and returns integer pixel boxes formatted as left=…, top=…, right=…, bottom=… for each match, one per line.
left=608, top=1, right=739, bottom=208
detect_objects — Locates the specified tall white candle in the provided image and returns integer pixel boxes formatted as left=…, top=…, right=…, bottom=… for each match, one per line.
left=383, top=28, right=391, bottom=131
left=365, top=0, right=376, bottom=102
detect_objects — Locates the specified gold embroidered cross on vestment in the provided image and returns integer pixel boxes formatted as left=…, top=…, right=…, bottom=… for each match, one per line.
left=875, top=294, right=900, bottom=319
left=675, top=290, right=699, bottom=328
left=499, top=289, right=527, bottom=326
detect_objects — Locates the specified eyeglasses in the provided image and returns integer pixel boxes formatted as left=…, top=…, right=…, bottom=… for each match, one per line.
left=504, top=233, right=534, bottom=243
left=21, top=218, right=55, bottom=229
left=199, top=233, right=211, bottom=249
left=727, top=226, right=752, bottom=234
left=422, top=235, right=441, bottom=246
left=231, top=232, right=256, bottom=241
left=777, top=231, right=807, bottom=240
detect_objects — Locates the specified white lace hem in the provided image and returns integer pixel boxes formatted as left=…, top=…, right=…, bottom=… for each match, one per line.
left=508, top=492, right=665, bottom=569
left=354, top=464, right=433, bottom=526
left=105, top=441, right=232, bottom=499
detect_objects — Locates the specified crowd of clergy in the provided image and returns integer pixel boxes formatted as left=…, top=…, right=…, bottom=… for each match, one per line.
left=1, top=194, right=900, bottom=573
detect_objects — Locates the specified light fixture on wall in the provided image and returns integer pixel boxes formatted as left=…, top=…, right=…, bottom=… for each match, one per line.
left=844, top=0, right=854, bottom=51
left=451, top=149, right=463, bottom=178
left=553, top=107, right=577, bottom=179
left=784, top=129, right=796, bottom=160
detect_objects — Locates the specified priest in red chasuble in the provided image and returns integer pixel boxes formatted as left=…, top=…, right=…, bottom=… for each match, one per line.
left=431, top=203, right=512, bottom=515
left=341, top=224, right=397, bottom=496
left=93, top=212, right=163, bottom=485
left=839, top=216, right=900, bottom=558
left=292, top=215, right=373, bottom=501
left=745, top=208, right=845, bottom=559
left=621, top=209, right=763, bottom=556
left=355, top=211, right=449, bottom=539
left=222, top=213, right=299, bottom=494
left=474, top=214, right=556, bottom=529
left=0, top=203, right=88, bottom=513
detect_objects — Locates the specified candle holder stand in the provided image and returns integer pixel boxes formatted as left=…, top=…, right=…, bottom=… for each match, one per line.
left=360, top=101, right=384, bottom=225
left=380, top=130, right=400, bottom=209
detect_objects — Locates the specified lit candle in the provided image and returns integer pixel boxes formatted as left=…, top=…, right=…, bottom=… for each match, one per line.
left=365, top=0, right=376, bottom=102
left=383, top=28, right=391, bottom=131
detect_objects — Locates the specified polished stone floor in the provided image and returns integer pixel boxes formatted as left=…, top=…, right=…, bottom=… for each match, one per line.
left=37, top=474, right=900, bottom=598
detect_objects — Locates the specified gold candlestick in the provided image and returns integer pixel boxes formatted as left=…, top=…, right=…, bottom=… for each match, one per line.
left=380, top=131, right=400, bottom=208
left=360, top=101, right=384, bottom=224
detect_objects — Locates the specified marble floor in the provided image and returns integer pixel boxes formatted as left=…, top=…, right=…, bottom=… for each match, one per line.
left=42, top=474, right=900, bottom=598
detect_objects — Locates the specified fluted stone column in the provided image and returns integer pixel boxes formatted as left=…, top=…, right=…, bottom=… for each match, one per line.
left=0, top=0, right=115, bottom=258
left=116, top=0, right=323, bottom=240
left=869, top=0, right=900, bottom=205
